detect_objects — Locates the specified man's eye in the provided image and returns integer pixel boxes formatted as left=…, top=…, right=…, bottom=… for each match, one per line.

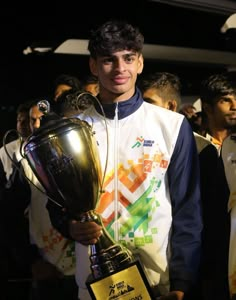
left=125, top=57, right=135, bottom=63
left=220, top=98, right=230, bottom=103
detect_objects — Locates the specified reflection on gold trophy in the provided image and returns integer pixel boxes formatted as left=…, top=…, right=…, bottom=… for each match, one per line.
left=23, top=99, right=153, bottom=300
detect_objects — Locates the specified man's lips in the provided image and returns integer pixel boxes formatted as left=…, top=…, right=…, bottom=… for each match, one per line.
left=112, top=77, right=129, bottom=84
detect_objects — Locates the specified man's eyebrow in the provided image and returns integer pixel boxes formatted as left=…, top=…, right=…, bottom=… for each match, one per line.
left=124, top=51, right=137, bottom=55
left=219, top=95, right=234, bottom=101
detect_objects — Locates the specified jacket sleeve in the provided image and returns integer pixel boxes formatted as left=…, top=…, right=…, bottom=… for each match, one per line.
left=167, top=118, right=203, bottom=293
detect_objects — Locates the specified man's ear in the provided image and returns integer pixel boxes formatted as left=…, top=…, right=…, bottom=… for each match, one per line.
left=137, top=54, right=144, bottom=75
left=167, top=100, right=177, bottom=112
left=89, top=57, right=98, bottom=76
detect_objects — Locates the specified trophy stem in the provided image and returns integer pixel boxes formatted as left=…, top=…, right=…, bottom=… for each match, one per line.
left=81, top=210, right=133, bottom=279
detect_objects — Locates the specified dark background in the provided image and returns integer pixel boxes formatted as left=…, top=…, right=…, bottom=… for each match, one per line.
left=0, top=0, right=235, bottom=137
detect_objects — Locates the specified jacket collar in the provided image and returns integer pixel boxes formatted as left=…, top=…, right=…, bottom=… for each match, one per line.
left=94, top=88, right=143, bottom=120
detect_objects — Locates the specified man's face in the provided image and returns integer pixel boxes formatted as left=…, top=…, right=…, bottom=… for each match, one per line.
left=29, top=105, right=44, bottom=133
left=89, top=50, right=143, bottom=103
left=206, top=94, right=236, bottom=129
left=142, top=87, right=177, bottom=112
left=143, top=87, right=167, bottom=108
left=16, top=111, right=31, bottom=139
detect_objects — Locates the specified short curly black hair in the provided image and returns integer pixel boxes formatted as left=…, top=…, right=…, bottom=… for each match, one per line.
left=88, top=20, right=144, bottom=58
left=200, top=72, right=236, bottom=106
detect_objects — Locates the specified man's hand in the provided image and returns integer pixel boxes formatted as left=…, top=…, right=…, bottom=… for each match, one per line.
left=69, top=220, right=102, bottom=245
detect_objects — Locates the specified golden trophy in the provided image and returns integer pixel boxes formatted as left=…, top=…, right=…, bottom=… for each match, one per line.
left=23, top=100, right=153, bottom=300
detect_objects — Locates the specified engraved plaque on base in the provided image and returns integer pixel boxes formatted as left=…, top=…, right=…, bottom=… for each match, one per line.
left=86, top=261, right=153, bottom=300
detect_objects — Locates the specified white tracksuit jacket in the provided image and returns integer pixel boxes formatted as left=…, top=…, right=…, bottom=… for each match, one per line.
left=75, top=89, right=202, bottom=299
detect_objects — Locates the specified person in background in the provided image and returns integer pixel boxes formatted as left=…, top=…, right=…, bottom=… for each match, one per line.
left=0, top=100, right=32, bottom=300
left=0, top=101, right=32, bottom=178
left=139, top=71, right=210, bottom=154
left=199, top=72, right=236, bottom=154
left=198, top=72, right=236, bottom=300
left=138, top=71, right=182, bottom=112
left=81, top=74, right=99, bottom=96
left=52, top=74, right=82, bottom=102
left=47, top=19, right=202, bottom=300
left=53, top=88, right=94, bottom=118
left=28, top=101, right=44, bottom=132
left=178, top=72, right=236, bottom=154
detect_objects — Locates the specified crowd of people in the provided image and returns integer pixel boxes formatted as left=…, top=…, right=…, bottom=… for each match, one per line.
left=0, top=19, right=236, bottom=300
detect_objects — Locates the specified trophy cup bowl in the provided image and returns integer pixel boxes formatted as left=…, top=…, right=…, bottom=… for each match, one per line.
left=23, top=113, right=133, bottom=278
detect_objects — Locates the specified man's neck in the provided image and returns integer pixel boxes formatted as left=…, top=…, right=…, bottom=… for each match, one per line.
left=207, top=127, right=229, bottom=145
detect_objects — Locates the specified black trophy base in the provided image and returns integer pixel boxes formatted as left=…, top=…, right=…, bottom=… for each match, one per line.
left=86, top=260, right=154, bottom=300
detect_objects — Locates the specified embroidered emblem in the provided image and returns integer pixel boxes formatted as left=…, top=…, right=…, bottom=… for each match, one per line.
left=132, top=136, right=144, bottom=148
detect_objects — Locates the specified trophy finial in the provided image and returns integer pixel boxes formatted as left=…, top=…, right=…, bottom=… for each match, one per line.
left=37, top=100, right=50, bottom=115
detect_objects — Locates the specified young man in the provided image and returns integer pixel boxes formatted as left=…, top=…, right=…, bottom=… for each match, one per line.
left=200, top=73, right=236, bottom=153
left=138, top=71, right=182, bottom=112
left=198, top=72, right=236, bottom=300
left=138, top=72, right=211, bottom=155
left=0, top=101, right=32, bottom=299
left=47, top=20, right=202, bottom=300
